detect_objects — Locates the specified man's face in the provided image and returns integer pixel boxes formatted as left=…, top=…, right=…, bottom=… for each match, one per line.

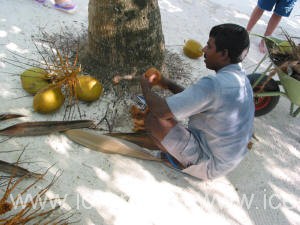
left=203, top=37, right=224, bottom=71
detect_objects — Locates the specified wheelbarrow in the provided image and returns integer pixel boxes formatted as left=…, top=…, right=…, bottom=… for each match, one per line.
left=247, top=34, right=300, bottom=117
left=247, top=63, right=300, bottom=117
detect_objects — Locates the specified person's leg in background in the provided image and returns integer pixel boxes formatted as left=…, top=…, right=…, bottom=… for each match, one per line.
left=258, top=13, right=282, bottom=53
left=246, top=0, right=277, bottom=53
left=246, top=6, right=265, bottom=32
left=259, top=0, right=297, bottom=53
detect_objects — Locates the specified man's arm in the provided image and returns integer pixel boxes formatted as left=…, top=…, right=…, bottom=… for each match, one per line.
left=159, top=77, right=185, bottom=94
left=141, top=76, right=174, bottom=119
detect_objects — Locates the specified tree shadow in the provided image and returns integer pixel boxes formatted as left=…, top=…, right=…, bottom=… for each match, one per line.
left=227, top=97, right=300, bottom=225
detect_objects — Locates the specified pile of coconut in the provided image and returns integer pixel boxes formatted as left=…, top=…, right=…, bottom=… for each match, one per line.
left=20, top=67, right=102, bottom=114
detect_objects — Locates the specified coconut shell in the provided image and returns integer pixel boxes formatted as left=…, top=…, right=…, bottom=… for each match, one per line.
left=21, top=67, right=50, bottom=94
left=33, top=85, right=64, bottom=114
left=76, top=75, right=103, bottom=102
left=183, top=39, right=203, bottom=59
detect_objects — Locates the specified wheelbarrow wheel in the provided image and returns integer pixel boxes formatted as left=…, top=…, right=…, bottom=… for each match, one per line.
left=247, top=73, right=280, bottom=117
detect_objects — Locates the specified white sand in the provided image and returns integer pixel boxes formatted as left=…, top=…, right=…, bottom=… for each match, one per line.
left=0, top=0, right=299, bottom=224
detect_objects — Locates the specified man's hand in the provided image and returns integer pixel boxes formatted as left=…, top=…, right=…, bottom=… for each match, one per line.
left=143, top=67, right=162, bottom=86
left=141, top=67, right=184, bottom=94
left=140, top=75, right=153, bottom=91
left=140, top=68, right=175, bottom=120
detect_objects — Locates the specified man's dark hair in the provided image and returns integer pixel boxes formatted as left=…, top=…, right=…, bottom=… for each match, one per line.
left=209, top=23, right=250, bottom=63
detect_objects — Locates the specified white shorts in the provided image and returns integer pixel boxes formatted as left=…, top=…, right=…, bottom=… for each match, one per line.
left=161, top=123, right=203, bottom=167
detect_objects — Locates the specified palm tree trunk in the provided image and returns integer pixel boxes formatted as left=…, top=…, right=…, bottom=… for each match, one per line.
left=88, top=0, right=165, bottom=74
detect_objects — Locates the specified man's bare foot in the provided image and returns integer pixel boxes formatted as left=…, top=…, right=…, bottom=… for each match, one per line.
left=259, top=39, right=267, bottom=54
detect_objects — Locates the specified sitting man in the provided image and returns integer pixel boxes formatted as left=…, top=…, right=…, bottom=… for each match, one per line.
left=141, top=23, right=254, bottom=180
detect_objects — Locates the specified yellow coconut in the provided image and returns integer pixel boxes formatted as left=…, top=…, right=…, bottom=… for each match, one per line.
left=21, top=67, right=50, bottom=94
left=76, top=75, right=103, bottom=102
left=33, top=85, right=64, bottom=114
left=278, top=41, right=293, bottom=55
left=183, top=39, right=203, bottom=59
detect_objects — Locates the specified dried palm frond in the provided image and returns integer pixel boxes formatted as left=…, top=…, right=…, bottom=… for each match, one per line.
left=0, top=166, right=76, bottom=224
left=0, top=147, right=76, bottom=224
left=0, top=120, right=94, bottom=137
left=0, top=160, right=41, bottom=178
left=0, top=114, right=25, bottom=121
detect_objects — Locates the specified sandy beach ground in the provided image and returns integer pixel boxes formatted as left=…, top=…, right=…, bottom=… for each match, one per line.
left=0, top=0, right=299, bottom=224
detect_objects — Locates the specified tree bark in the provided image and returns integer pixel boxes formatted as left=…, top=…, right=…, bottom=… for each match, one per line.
left=88, top=0, right=165, bottom=75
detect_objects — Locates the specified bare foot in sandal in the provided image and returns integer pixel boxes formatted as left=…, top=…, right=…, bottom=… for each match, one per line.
left=54, top=0, right=77, bottom=13
left=258, top=39, right=267, bottom=54
left=35, top=0, right=46, bottom=3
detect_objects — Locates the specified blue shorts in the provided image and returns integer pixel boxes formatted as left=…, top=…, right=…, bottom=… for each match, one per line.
left=258, top=0, right=297, bottom=17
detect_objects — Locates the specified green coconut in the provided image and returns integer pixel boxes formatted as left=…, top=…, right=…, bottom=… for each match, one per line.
left=21, top=67, right=50, bottom=94
left=76, top=75, right=103, bottom=102
left=33, top=85, right=64, bottom=114
left=278, top=41, right=293, bottom=55
left=183, top=39, right=203, bottom=59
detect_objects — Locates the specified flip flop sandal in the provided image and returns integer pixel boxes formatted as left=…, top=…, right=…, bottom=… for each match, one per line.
left=54, top=1, right=77, bottom=13
left=162, top=152, right=184, bottom=170
left=35, top=0, right=47, bottom=3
